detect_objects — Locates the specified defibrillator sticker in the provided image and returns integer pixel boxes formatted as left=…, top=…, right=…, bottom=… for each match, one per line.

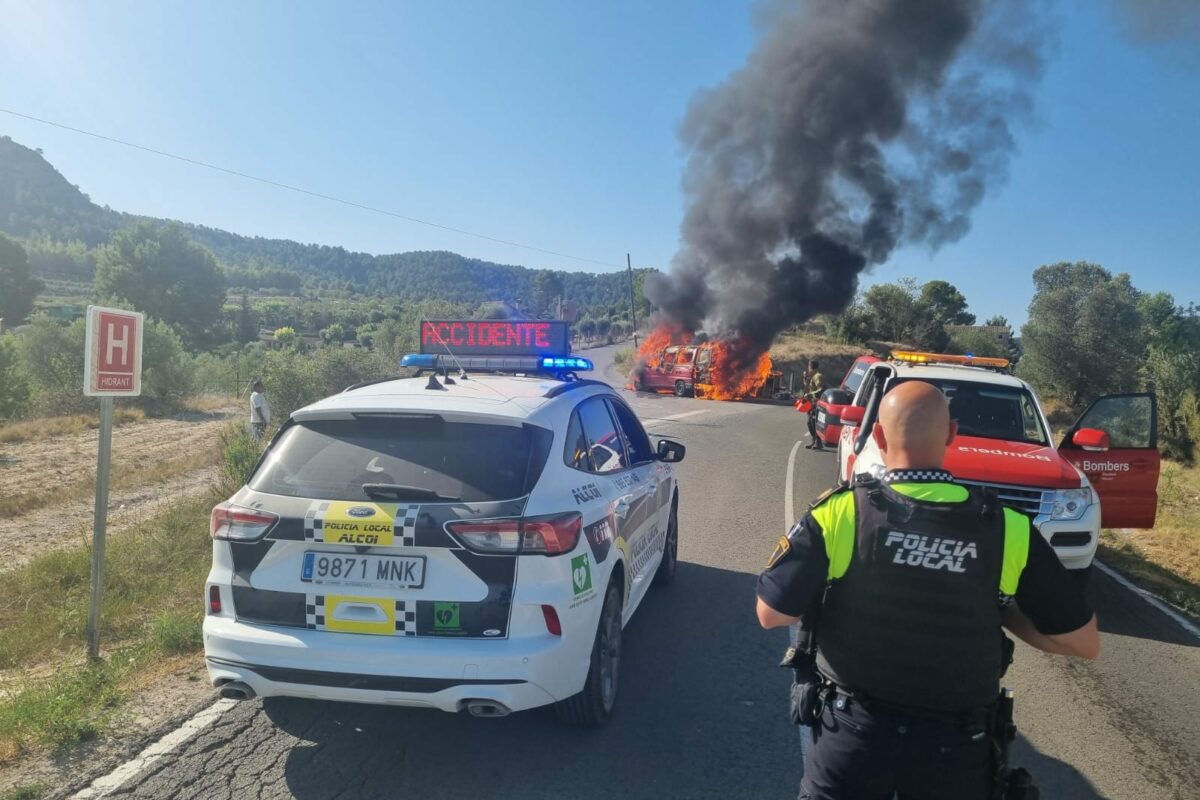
left=766, top=535, right=791, bottom=568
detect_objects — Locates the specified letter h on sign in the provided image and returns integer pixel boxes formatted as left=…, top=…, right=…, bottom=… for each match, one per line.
left=84, top=305, right=144, bottom=397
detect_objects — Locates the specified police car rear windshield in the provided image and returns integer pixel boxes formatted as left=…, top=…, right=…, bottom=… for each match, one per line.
left=888, top=379, right=1049, bottom=446
left=250, top=416, right=553, bottom=503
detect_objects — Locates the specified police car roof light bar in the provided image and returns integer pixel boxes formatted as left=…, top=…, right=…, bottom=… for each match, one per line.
left=400, top=352, right=593, bottom=377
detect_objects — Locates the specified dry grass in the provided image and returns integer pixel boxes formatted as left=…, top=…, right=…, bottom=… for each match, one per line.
left=612, top=347, right=634, bottom=377
left=1098, top=460, right=1200, bottom=616
left=180, top=394, right=238, bottom=414
left=0, top=444, right=221, bottom=518
left=0, top=409, right=145, bottom=445
left=0, top=492, right=215, bottom=762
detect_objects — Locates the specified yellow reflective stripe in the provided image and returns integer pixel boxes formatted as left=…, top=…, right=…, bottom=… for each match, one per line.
left=811, top=491, right=856, bottom=580
left=1000, top=508, right=1031, bottom=595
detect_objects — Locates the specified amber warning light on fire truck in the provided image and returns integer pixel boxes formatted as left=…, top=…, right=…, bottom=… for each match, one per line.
left=891, top=350, right=1010, bottom=369
left=420, top=320, right=570, bottom=357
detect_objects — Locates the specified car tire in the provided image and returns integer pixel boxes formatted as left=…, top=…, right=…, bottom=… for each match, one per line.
left=555, top=581, right=622, bottom=727
left=653, top=503, right=679, bottom=587
left=674, top=380, right=688, bottom=397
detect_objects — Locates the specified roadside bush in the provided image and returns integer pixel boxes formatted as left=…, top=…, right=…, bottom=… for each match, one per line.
left=0, top=336, right=30, bottom=421
left=188, top=344, right=266, bottom=397
left=16, top=315, right=88, bottom=414
left=263, top=346, right=391, bottom=420
left=219, top=423, right=262, bottom=492
left=139, top=319, right=194, bottom=409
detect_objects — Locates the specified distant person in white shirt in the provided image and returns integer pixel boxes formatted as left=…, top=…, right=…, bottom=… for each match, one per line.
left=250, top=380, right=271, bottom=440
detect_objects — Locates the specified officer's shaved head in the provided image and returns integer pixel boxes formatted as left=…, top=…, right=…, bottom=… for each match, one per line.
left=872, top=381, right=957, bottom=470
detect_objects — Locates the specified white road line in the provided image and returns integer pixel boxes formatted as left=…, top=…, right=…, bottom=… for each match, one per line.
left=1093, top=559, right=1200, bottom=642
left=642, top=409, right=710, bottom=427
left=784, top=439, right=803, bottom=530
left=70, top=698, right=237, bottom=799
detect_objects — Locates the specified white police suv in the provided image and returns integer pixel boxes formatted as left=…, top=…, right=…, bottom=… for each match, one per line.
left=204, top=320, right=684, bottom=726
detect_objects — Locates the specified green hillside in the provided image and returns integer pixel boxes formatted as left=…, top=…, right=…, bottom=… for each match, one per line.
left=0, top=135, right=655, bottom=313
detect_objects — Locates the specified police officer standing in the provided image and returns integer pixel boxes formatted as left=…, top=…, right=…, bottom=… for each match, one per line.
left=802, top=360, right=825, bottom=450
left=757, top=381, right=1099, bottom=800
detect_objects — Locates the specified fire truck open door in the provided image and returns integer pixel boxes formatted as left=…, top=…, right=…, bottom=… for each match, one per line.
left=1058, top=392, right=1161, bottom=528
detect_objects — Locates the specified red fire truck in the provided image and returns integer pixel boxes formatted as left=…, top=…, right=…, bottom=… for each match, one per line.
left=820, top=351, right=1161, bottom=578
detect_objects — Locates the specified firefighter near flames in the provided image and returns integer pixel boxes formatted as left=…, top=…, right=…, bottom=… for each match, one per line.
left=626, top=323, right=781, bottom=401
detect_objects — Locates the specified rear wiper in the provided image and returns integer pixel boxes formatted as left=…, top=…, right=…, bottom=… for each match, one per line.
left=361, top=483, right=460, bottom=502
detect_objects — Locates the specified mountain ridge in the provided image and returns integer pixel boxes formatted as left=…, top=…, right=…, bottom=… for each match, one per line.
left=0, top=135, right=654, bottom=311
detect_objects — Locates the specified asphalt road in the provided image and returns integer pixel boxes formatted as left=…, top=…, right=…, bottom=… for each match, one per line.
left=82, top=346, right=1199, bottom=800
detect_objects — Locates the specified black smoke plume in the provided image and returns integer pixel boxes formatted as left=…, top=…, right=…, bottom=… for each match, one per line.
left=648, top=0, right=1047, bottom=353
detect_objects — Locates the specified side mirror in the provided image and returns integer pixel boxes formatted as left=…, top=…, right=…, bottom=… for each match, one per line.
left=656, top=438, right=686, bottom=463
left=840, top=406, right=866, bottom=426
left=1072, top=428, right=1110, bottom=452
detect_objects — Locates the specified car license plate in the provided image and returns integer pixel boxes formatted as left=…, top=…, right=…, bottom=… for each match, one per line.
left=301, top=552, right=426, bottom=589
left=817, top=411, right=827, bottom=423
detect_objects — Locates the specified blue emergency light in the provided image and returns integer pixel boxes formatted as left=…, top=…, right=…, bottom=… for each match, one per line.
left=541, top=356, right=593, bottom=371
left=400, top=352, right=592, bottom=374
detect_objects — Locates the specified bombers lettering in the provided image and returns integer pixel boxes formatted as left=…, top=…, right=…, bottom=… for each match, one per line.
left=1083, top=459, right=1130, bottom=472
left=957, top=446, right=1051, bottom=462
left=884, top=531, right=978, bottom=573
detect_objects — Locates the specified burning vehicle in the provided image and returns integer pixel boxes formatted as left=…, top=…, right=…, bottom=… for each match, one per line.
left=627, top=327, right=782, bottom=401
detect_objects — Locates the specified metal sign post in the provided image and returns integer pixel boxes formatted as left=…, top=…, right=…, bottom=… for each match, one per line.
left=83, top=305, right=143, bottom=661
left=87, top=396, right=114, bottom=661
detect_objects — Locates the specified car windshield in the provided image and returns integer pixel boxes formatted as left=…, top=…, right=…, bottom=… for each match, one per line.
left=888, top=378, right=1049, bottom=446
left=250, top=416, right=552, bottom=502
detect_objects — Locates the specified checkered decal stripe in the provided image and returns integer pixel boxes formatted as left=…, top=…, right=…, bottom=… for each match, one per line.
left=396, top=506, right=418, bottom=547
left=394, top=600, right=417, bottom=636
left=304, top=502, right=332, bottom=543
left=302, top=501, right=419, bottom=545
left=882, top=469, right=955, bottom=484
left=305, top=594, right=326, bottom=629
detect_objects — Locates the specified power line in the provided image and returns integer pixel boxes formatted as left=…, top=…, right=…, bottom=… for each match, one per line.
left=0, top=107, right=623, bottom=269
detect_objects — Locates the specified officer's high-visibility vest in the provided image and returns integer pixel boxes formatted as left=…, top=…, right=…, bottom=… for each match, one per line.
left=812, top=479, right=1030, bottom=713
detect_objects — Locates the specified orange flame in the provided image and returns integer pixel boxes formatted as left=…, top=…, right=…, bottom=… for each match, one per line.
left=698, top=337, right=774, bottom=401
left=627, top=324, right=775, bottom=401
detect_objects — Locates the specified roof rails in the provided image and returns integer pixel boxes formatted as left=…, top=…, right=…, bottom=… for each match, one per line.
left=542, top=379, right=613, bottom=399
left=343, top=376, right=401, bottom=393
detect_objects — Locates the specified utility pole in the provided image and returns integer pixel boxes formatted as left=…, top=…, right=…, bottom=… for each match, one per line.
left=627, top=253, right=639, bottom=348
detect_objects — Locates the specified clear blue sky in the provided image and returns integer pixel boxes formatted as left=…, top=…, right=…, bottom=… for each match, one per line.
left=1, top=0, right=1196, bottom=327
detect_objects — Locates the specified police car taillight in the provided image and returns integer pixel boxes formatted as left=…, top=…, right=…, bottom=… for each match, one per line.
left=210, top=502, right=278, bottom=541
left=447, top=512, right=582, bottom=555
left=521, top=513, right=582, bottom=555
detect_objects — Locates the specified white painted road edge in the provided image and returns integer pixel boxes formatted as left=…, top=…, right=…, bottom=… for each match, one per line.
left=1093, top=559, right=1200, bottom=641
left=784, top=442, right=1200, bottom=643
left=70, top=698, right=238, bottom=798
left=784, top=439, right=804, bottom=530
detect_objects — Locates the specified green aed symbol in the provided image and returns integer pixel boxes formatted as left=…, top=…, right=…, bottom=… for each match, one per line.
left=433, top=601, right=460, bottom=630
left=571, top=553, right=592, bottom=595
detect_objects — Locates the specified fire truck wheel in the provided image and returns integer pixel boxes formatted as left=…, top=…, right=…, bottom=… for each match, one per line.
left=674, top=380, right=688, bottom=397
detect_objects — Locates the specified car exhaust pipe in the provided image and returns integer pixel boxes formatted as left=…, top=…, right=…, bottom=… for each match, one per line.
left=465, top=700, right=511, bottom=718
left=218, top=681, right=256, bottom=701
